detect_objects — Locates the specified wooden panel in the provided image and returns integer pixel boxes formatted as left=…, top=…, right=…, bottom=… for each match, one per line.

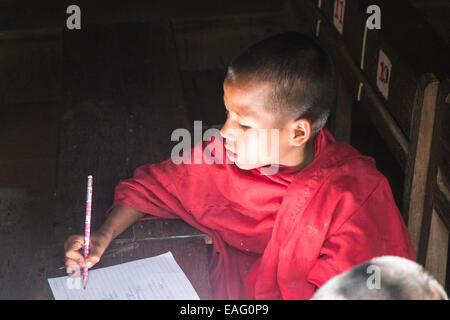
left=54, top=21, right=194, bottom=243
left=435, top=169, right=450, bottom=232
left=0, top=38, right=62, bottom=104
left=425, top=209, right=449, bottom=288
left=179, top=69, right=226, bottom=126
left=319, top=0, right=335, bottom=23
left=404, top=75, right=439, bottom=257
left=350, top=100, right=405, bottom=211
left=361, top=0, right=450, bottom=139
left=409, top=0, right=450, bottom=47
left=0, top=188, right=55, bottom=299
left=340, top=0, right=366, bottom=67
left=328, top=73, right=353, bottom=142
left=318, top=0, right=366, bottom=67
left=296, top=1, right=358, bottom=144
left=363, top=24, right=416, bottom=138
left=172, top=13, right=288, bottom=71
left=0, top=0, right=284, bottom=32
left=316, top=19, right=361, bottom=101
left=173, top=13, right=288, bottom=126
left=435, top=79, right=450, bottom=189
left=312, top=6, right=409, bottom=168
left=0, top=101, right=59, bottom=189
left=289, top=0, right=320, bottom=37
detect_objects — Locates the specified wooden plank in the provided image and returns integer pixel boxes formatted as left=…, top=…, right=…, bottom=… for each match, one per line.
left=416, top=78, right=450, bottom=264
left=363, top=23, right=417, bottom=138
left=317, top=0, right=366, bottom=67
left=311, top=6, right=409, bottom=168
left=435, top=79, right=450, bottom=189
left=0, top=101, right=59, bottom=189
left=114, top=22, right=191, bottom=171
left=54, top=99, right=129, bottom=242
left=0, top=27, right=61, bottom=41
left=0, top=39, right=62, bottom=105
left=54, top=21, right=195, bottom=244
left=359, top=0, right=450, bottom=79
left=425, top=209, right=449, bottom=288
left=434, top=168, right=450, bottom=231
left=172, top=12, right=288, bottom=71
left=288, top=0, right=320, bottom=37
left=350, top=99, right=405, bottom=211
left=0, top=188, right=55, bottom=299
left=328, top=73, right=353, bottom=142
left=403, top=75, right=439, bottom=259
left=173, top=13, right=288, bottom=126
left=359, top=0, right=450, bottom=139
left=133, top=220, right=205, bottom=241
left=0, top=0, right=284, bottom=33
left=341, top=0, right=367, bottom=67
left=318, top=0, right=335, bottom=23
left=179, top=69, right=227, bottom=127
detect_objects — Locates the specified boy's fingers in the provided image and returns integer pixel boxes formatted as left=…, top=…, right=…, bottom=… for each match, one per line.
left=65, top=250, right=86, bottom=269
left=65, top=259, right=82, bottom=277
left=65, top=248, right=84, bottom=263
left=64, top=236, right=84, bottom=252
left=85, top=254, right=101, bottom=268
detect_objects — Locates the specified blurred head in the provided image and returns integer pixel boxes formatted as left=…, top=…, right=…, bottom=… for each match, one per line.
left=312, top=256, right=449, bottom=300
left=220, top=32, right=336, bottom=171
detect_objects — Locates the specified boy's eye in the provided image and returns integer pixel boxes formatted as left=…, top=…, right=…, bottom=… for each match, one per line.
left=224, top=109, right=250, bottom=129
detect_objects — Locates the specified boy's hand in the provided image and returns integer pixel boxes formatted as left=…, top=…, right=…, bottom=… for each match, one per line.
left=64, top=230, right=112, bottom=277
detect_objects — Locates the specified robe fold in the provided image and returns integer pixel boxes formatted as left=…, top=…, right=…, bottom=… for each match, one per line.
left=107, top=128, right=415, bottom=299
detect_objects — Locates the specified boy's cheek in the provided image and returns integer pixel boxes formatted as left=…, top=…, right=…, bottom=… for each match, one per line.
left=236, top=141, right=272, bottom=167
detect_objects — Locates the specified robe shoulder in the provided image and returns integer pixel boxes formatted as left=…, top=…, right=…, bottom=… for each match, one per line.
left=315, top=153, right=395, bottom=234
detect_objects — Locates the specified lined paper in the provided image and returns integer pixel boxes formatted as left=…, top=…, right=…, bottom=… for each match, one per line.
left=48, top=252, right=200, bottom=300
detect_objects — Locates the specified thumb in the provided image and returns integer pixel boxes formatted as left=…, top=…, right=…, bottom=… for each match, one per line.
left=85, top=253, right=101, bottom=268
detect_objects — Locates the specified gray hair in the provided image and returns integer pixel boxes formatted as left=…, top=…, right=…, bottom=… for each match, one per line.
left=312, top=256, right=448, bottom=300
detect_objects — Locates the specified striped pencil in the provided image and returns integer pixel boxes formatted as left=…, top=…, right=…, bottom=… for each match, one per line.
left=83, top=175, right=93, bottom=289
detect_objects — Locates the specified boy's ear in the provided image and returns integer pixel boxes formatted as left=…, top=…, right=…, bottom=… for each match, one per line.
left=290, top=118, right=312, bottom=146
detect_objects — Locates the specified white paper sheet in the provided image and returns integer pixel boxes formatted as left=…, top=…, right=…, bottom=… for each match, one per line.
left=48, top=251, right=200, bottom=300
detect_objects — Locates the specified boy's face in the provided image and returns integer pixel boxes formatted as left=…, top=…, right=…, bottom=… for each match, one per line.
left=220, top=79, right=312, bottom=171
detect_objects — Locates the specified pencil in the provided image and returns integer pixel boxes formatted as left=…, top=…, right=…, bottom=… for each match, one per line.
left=83, top=175, right=93, bottom=289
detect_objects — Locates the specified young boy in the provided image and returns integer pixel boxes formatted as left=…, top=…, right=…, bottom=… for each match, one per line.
left=64, top=32, right=415, bottom=299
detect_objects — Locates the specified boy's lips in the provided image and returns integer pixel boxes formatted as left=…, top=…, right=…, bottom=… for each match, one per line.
left=225, top=144, right=238, bottom=161
left=224, top=144, right=237, bottom=155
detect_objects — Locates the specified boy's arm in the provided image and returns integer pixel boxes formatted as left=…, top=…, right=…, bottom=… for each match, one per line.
left=97, top=204, right=145, bottom=242
left=65, top=138, right=217, bottom=273
left=65, top=153, right=196, bottom=272
left=108, top=158, right=190, bottom=221
left=65, top=204, right=145, bottom=272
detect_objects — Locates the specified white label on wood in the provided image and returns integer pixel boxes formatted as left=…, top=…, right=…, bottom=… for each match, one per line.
left=333, top=0, right=345, bottom=34
left=376, top=49, right=392, bottom=100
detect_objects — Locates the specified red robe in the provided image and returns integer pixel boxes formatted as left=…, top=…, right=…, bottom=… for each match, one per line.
left=108, top=128, right=415, bottom=299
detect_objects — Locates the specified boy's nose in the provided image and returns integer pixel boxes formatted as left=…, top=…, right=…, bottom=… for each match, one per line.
left=220, top=120, right=236, bottom=141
